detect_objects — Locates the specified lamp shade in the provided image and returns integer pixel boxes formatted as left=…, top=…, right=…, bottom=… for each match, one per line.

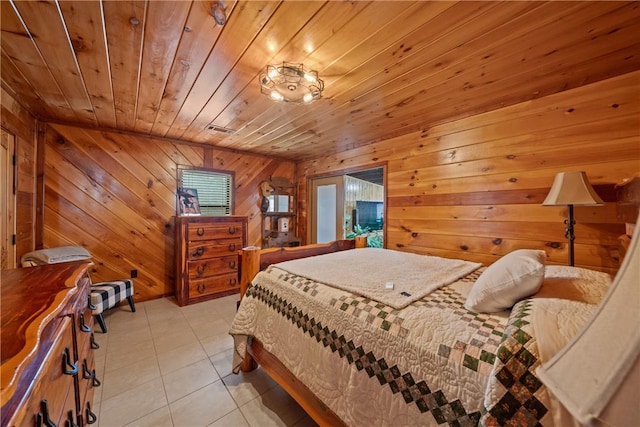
left=536, top=214, right=640, bottom=426
left=542, top=171, right=604, bottom=206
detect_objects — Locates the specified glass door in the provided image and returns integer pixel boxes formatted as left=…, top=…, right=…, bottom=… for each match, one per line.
left=310, top=176, right=344, bottom=243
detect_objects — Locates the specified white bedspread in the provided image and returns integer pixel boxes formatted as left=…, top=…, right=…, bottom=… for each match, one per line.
left=230, top=250, right=612, bottom=426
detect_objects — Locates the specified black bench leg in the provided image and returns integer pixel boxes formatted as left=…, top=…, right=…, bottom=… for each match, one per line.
left=94, top=314, right=107, bottom=333
left=127, top=295, right=136, bottom=312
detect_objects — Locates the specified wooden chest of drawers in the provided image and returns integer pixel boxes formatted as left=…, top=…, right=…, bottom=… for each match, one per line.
left=176, top=216, right=247, bottom=306
left=1, top=261, right=99, bottom=427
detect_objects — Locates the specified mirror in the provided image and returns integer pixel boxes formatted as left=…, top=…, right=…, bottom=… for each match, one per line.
left=267, top=194, right=291, bottom=213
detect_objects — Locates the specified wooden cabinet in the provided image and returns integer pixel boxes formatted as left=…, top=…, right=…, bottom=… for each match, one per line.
left=176, top=216, right=247, bottom=306
left=1, top=261, right=98, bottom=427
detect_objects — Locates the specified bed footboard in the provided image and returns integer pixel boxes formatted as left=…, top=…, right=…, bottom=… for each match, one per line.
left=239, top=239, right=355, bottom=298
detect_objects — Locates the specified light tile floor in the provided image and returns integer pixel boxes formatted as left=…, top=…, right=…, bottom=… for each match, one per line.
left=92, top=295, right=318, bottom=427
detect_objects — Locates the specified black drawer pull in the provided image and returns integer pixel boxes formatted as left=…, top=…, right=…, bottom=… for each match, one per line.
left=228, top=243, right=237, bottom=252
left=65, top=409, right=78, bottom=427
left=196, top=264, right=207, bottom=276
left=196, top=227, right=205, bottom=236
left=228, top=226, right=237, bottom=234
left=82, top=359, right=94, bottom=380
left=81, top=355, right=101, bottom=388
left=79, top=313, right=91, bottom=333
left=85, top=402, right=98, bottom=425
left=197, top=284, right=206, bottom=294
left=229, top=278, right=237, bottom=287
left=90, top=333, right=100, bottom=349
left=37, top=400, right=58, bottom=427
left=88, top=295, right=97, bottom=311
left=228, top=261, right=237, bottom=270
left=191, top=246, right=205, bottom=257
left=92, top=372, right=101, bottom=387
left=62, top=347, right=78, bottom=376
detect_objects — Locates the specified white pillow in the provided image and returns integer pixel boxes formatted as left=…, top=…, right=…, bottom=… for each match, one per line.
left=465, top=249, right=546, bottom=313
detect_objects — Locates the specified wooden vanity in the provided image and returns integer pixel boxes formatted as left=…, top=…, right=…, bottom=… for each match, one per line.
left=1, top=261, right=99, bottom=427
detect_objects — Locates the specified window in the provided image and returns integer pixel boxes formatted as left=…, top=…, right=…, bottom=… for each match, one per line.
left=179, top=168, right=233, bottom=215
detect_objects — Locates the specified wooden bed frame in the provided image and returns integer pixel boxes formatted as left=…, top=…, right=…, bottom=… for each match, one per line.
left=235, top=179, right=640, bottom=426
left=238, top=240, right=354, bottom=427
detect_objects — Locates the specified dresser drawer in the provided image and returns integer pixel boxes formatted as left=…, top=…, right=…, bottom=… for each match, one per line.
left=187, top=255, right=238, bottom=279
left=13, top=317, right=76, bottom=427
left=187, top=239, right=242, bottom=260
left=187, top=222, right=244, bottom=241
left=189, top=273, right=239, bottom=297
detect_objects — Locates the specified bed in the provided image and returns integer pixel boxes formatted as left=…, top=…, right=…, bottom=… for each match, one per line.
left=229, top=240, right=616, bottom=426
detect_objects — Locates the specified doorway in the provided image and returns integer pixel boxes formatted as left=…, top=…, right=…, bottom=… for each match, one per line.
left=310, top=175, right=344, bottom=244
left=1, top=128, right=16, bottom=269
left=309, top=166, right=385, bottom=246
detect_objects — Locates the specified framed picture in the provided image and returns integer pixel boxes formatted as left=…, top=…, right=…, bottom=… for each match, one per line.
left=177, top=187, right=201, bottom=216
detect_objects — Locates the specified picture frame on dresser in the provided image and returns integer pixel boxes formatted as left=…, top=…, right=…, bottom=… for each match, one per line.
left=177, top=187, right=201, bottom=216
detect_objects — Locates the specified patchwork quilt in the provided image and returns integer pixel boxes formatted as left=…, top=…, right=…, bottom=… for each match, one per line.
left=230, top=252, right=611, bottom=426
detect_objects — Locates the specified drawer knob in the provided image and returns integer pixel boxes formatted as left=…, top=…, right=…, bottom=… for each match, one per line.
left=79, top=312, right=91, bottom=333
left=36, top=400, right=58, bottom=427
left=229, top=278, right=237, bottom=287
left=62, top=347, right=78, bottom=376
left=228, top=226, right=237, bottom=234
left=228, top=261, right=237, bottom=270
left=196, top=264, right=207, bottom=276
left=191, top=246, right=205, bottom=257
left=197, top=284, right=206, bottom=294
left=196, top=227, right=205, bottom=236
left=228, top=243, right=237, bottom=252
left=85, top=402, right=98, bottom=425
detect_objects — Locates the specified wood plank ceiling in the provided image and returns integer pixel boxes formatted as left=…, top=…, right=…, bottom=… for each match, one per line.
left=2, top=1, right=639, bottom=161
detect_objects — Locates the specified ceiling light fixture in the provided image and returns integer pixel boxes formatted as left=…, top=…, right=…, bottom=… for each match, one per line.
left=259, top=62, right=324, bottom=104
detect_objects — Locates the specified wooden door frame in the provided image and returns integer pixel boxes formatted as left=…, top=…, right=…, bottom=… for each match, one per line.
left=306, top=162, right=387, bottom=245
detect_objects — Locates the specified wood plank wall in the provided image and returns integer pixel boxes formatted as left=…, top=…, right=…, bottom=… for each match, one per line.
left=42, top=124, right=294, bottom=302
left=0, top=87, right=37, bottom=266
left=297, top=71, right=640, bottom=275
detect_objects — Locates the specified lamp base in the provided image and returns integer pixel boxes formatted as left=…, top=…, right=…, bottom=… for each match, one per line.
left=565, top=204, right=575, bottom=267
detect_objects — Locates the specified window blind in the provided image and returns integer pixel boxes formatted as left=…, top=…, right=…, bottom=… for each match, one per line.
left=181, top=169, right=232, bottom=215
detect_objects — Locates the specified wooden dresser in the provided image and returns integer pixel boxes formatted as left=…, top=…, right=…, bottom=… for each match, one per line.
left=176, top=216, right=247, bottom=306
left=1, top=261, right=99, bottom=427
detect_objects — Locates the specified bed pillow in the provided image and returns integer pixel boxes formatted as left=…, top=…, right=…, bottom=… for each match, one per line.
left=465, top=249, right=546, bottom=313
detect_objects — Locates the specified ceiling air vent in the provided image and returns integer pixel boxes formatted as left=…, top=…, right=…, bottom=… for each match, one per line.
left=205, top=123, right=235, bottom=135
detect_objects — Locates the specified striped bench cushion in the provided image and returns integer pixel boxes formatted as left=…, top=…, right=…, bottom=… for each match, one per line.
left=90, top=280, right=134, bottom=314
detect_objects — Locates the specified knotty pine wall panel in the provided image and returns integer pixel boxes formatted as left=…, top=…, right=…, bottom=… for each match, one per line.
left=1, top=87, right=37, bottom=267
left=43, top=124, right=294, bottom=302
left=297, top=71, right=640, bottom=274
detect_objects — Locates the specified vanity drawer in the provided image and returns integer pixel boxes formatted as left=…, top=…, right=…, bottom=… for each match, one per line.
left=188, top=273, right=239, bottom=297
left=187, top=255, right=239, bottom=279
left=187, top=222, right=244, bottom=241
left=186, top=239, right=242, bottom=260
